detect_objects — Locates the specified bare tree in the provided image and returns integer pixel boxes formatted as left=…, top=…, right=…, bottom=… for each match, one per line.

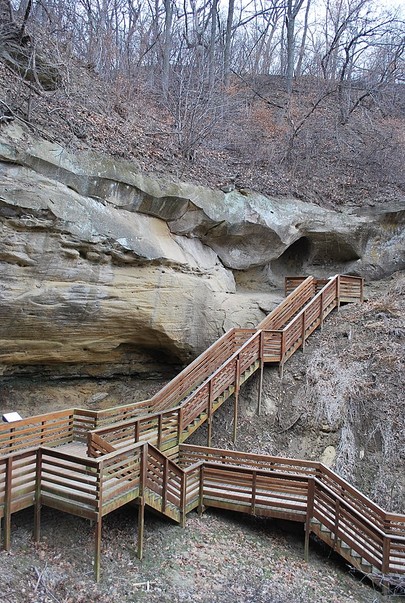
left=223, top=0, right=235, bottom=87
left=285, top=0, right=305, bottom=94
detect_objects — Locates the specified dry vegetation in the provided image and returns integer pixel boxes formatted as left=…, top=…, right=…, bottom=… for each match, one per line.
left=1, top=46, right=404, bottom=209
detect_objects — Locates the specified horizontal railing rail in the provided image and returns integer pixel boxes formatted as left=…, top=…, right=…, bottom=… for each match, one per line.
left=178, top=444, right=319, bottom=476
left=200, top=462, right=310, bottom=521
left=0, top=409, right=76, bottom=455
left=37, top=447, right=100, bottom=521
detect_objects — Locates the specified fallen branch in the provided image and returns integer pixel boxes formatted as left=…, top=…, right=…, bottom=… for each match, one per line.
left=34, top=566, right=61, bottom=603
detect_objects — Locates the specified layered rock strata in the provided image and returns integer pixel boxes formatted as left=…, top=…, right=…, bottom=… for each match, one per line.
left=0, top=123, right=404, bottom=377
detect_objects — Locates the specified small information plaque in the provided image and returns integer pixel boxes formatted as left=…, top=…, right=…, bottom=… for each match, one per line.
left=2, top=412, right=23, bottom=422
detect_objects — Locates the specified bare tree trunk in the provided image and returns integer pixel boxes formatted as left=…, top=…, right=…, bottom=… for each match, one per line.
left=208, top=0, right=218, bottom=89
left=0, top=0, right=12, bottom=25
left=162, top=0, right=173, bottom=97
left=0, top=0, right=17, bottom=43
left=223, top=0, right=234, bottom=87
left=295, top=0, right=311, bottom=78
left=285, top=0, right=304, bottom=95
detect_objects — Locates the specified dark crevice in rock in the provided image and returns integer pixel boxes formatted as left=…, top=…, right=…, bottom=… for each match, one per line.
left=271, top=236, right=312, bottom=275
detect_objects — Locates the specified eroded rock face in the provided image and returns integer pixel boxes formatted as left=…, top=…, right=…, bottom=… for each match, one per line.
left=0, top=123, right=404, bottom=377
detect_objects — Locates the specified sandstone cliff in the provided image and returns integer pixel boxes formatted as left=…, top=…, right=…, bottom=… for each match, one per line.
left=0, top=123, right=404, bottom=377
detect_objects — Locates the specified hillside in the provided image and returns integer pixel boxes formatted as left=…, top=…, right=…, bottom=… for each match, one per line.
left=1, top=53, right=405, bottom=209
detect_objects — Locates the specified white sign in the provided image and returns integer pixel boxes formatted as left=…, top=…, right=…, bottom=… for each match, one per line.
left=2, top=412, right=23, bottom=422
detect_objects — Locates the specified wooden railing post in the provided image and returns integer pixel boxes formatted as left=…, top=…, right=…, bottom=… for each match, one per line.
left=304, top=477, right=315, bottom=562
left=162, top=456, right=168, bottom=513
left=207, top=381, right=213, bottom=447
left=4, top=456, right=12, bottom=551
left=137, top=444, right=148, bottom=561
left=40, top=420, right=46, bottom=444
left=382, top=535, right=390, bottom=574
left=94, top=459, right=103, bottom=582
left=360, top=278, right=364, bottom=303
left=251, top=471, right=257, bottom=515
left=180, top=472, right=186, bottom=528
left=135, top=420, right=140, bottom=443
left=279, top=331, right=286, bottom=379
left=157, top=414, right=162, bottom=449
left=336, top=275, right=341, bottom=309
left=334, top=499, right=340, bottom=545
left=301, top=310, right=306, bottom=351
left=33, top=449, right=42, bottom=545
left=140, top=443, right=147, bottom=498
left=87, top=431, right=95, bottom=457
left=178, top=407, right=183, bottom=445
left=257, top=332, right=264, bottom=416
left=319, top=291, right=324, bottom=331
left=198, top=464, right=205, bottom=516
left=233, top=356, right=241, bottom=443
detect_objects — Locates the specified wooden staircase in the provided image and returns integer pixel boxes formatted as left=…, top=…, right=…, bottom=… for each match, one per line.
left=2, top=274, right=403, bottom=591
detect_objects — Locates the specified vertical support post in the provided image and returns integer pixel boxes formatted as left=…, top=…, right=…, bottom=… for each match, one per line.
left=257, top=331, right=264, bottom=416
left=180, top=472, right=186, bottom=528
left=33, top=450, right=41, bottom=544
left=162, top=456, right=168, bottom=513
left=198, top=465, right=205, bottom=516
left=135, top=420, right=140, bottom=443
left=207, top=380, right=213, bottom=447
left=301, top=311, right=306, bottom=351
left=137, top=497, right=145, bottom=561
left=157, top=414, right=162, bottom=449
left=251, top=471, right=257, bottom=516
left=4, top=456, right=12, bottom=551
left=336, top=275, right=341, bottom=309
left=94, top=459, right=103, bottom=582
left=304, top=477, right=315, bottom=562
left=178, top=406, right=183, bottom=445
left=360, top=278, right=364, bottom=303
left=319, top=292, right=324, bottom=331
left=94, top=516, right=102, bottom=582
left=233, top=356, right=241, bottom=443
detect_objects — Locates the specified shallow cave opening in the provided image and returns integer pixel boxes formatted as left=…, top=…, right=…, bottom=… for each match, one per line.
left=271, top=237, right=312, bottom=276
left=310, top=236, right=361, bottom=265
